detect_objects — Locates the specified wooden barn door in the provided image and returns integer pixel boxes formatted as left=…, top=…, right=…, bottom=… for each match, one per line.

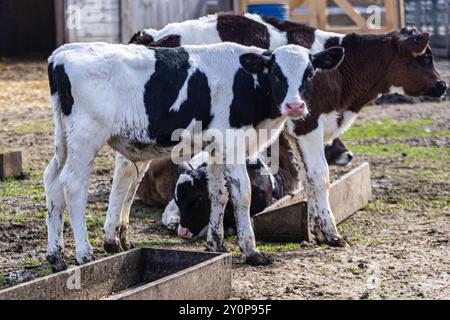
left=120, top=0, right=208, bottom=43
left=0, top=0, right=57, bottom=57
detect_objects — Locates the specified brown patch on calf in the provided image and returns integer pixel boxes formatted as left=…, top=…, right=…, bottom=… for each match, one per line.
left=129, top=32, right=181, bottom=48
left=261, top=16, right=316, bottom=48
left=129, top=31, right=154, bottom=45
left=150, top=34, right=181, bottom=48
left=217, top=15, right=271, bottom=49
left=136, top=157, right=179, bottom=208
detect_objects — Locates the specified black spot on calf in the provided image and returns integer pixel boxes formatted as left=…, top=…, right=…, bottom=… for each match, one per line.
left=144, top=48, right=212, bottom=146
left=48, top=62, right=57, bottom=95
left=53, top=64, right=74, bottom=116
left=229, top=64, right=283, bottom=129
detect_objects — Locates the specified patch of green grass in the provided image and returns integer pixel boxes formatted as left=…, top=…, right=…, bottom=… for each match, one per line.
left=315, top=267, right=327, bottom=274
left=14, top=213, right=27, bottom=224
left=344, top=266, right=363, bottom=274
left=20, top=257, right=41, bottom=268
left=135, top=237, right=184, bottom=248
left=338, top=222, right=383, bottom=246
left=326, top=254, right=342, bottom=263
left=35, top=266, right=53, bottom=278
left=350, top=144, right=450, bottom=164
left=228, top=246, right=242, bottom=255
left=85, top=214, right=105, bottom=230
left=342, top=118, right=449, bottom=140
left=257, top=242, right=302, bottom=252
left=4, top=119, right=53, bottom=135
left=0, top=177, right=45, bottom=197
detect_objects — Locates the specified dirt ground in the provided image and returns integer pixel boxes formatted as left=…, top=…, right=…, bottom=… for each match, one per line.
left=0, top=58, right=449, bottom=299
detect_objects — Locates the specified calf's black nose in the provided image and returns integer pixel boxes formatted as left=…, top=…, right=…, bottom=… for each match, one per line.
left=427, top=80, right=447, bottom=97
left=346, top=152, right=353, bottom=161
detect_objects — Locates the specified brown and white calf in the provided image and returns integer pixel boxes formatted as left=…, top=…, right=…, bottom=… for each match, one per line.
left=131, top=13, right=447, bottom=246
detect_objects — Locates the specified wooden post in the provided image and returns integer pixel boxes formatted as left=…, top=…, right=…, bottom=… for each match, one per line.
left=315, top=0, right=328, bottom=30
left=54, top=0, right=66, bottom=46
left=0, top=151, right=23, bottom=180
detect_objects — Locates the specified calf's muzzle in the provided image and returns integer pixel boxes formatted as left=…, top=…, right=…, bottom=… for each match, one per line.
left=427, top=80, right=447, bottom=98
left=285, top=102, right=307, bottom=119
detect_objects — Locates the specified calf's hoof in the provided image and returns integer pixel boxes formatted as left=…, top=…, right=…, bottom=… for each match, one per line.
left=327, top=236, right=348, bottom=247
left=77, top=252, right=95, bottom=265
left=245, top=252, right=272, bottom=266
left=104, top=239, right=123, bottom=253
left=317, top=235, right=348, bottom=247
left=47, top=252, right=67, bottom=272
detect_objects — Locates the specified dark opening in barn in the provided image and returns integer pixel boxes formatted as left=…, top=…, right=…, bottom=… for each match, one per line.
left=0, top=0, right=57, bottom=57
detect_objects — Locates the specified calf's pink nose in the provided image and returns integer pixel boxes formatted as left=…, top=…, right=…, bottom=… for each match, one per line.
left=285, top=102, right=306, bottom=118
left=178, top=226, right=193, bottom=239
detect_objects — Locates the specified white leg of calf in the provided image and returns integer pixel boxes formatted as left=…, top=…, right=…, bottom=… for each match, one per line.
left=44, top=157, right=67, bottom=271
left=60, top=155, right=96, bottom=265
left=206, top=163, right=228, bottom=252
left=297, top=127, right=346, bottom=247
left=104, top=153, right=148, bottom=252
left=226, top=164, right=271, bottom=265
left=118, top=160, right=150, bottom=248
left=162, top=199, right=180, bottom=230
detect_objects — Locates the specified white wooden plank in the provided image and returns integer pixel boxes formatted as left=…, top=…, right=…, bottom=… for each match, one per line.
left=65, top=0, right=120, bottom=43
left=121, top=0, right=208, bottom=43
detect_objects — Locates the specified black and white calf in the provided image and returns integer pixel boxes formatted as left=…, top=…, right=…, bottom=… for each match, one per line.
left=162, top=132, right=301, bottom=238
left=166, top=155, right=277, bottom=239
left=45, top=41, right=344, bottom=269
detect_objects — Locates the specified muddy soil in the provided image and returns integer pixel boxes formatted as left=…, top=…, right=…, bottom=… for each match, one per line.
left=0, top=59, right=449, bottom=299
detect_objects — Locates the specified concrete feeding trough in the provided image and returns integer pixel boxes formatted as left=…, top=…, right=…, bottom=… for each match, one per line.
left=0, top=151, right=23, bottom=180
left=254, top=162, right=372, bottom=242
left=0, top=248, right=231, bottom=300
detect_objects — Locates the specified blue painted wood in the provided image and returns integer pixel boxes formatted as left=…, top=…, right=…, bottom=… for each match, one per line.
left=247, top=3, right=289, bottom=21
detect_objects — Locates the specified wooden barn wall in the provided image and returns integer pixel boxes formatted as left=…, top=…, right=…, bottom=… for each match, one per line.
left=121, top=0, right=208, bottom=43
left=64, top=0, right=121, bottom=43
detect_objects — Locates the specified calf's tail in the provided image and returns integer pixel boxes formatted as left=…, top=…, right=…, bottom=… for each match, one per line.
left=47, top=60, right=68, bottom=171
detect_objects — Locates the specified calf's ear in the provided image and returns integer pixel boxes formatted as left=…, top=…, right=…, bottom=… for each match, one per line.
left=178, top=162, right=192, bottom=175
left=311, top=47, right=345, bottom=70
left=240, top=52, right=274, bottom=74
left=401, top=33, right=430, bottom=56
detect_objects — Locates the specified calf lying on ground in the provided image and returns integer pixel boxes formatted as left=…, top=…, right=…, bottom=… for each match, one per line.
left=173, top=156, right=276, bottom=239
left=131, top=14, right=447, bottom=246
left=164, top=132, right=300, bottom=239
left=45, top=41, right=344, bottom=269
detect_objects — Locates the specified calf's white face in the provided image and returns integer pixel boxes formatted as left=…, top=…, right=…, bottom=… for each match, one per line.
left=239, top=45, right=345, bottom=120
